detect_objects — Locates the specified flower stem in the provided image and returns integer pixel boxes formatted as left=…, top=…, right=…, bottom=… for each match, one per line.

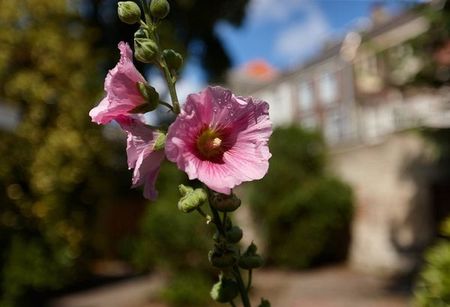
left=233, top=265, right=252, bottom=307
left=139, top=0, right=152, bottom=25
left=208, top=192, right=226, bottom=236
left=160, top=62, right=181, bottom=114
left=247, top=269, right=253, bottom=291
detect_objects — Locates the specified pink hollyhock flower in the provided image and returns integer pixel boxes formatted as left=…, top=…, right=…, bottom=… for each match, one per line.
left=117, top=116, right=165, bottom=200
left=165, top=86, right=272, bottom=194
left=89, top=42, right=146, bottom=125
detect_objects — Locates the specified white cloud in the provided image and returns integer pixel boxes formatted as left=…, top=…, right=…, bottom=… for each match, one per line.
left=247, top=0, right=306, bottom=25
left=273, top=2, right=331, bottom=66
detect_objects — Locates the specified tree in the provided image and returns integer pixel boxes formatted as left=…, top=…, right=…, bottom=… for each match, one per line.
left=0, top=1, right=137, bottom=305
left=81, top=0, right=249, bottom=82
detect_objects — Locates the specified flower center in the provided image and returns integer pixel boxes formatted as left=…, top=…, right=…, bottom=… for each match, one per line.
left=196, top=127, right=226, bottom=161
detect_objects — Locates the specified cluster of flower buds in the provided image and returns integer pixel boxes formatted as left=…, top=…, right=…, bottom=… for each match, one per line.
left=117, top=0, right=184, bottom=114
left=177, top=186, right=267, bottom=305
left=118, top=0, right=183, bottom=69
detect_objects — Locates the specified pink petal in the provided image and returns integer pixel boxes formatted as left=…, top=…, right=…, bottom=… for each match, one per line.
left=89, top=42, right=146, bottom=125
left=165, top=86, right=272, bottom=194
left=118, top=116, right=165, bottom=200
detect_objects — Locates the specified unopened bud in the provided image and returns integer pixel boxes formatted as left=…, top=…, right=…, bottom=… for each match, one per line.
left=210, top=275, right=239, bottom=303
left=226, top=226, right=243, bottom=243
left=208, top=245, right=238, bottom=268
left=150, top=0, right=170, bottom=19
left=211, top=193, right=241, bottom=212
left=163, top=49, right=183, bottom=72
left=134, top=39, right=158, bottom=63
left=134, top=27, right=150, bottom=40
left=177, top=186, right=207, bottom=213
left=238, top=242, right=263, bottom=269
left=118, top=1, right=141, bottom=24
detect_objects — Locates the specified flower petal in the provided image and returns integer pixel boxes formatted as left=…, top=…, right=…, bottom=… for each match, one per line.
left=166, top=86, right=272, bottom=193
left=89, top=42, right=146, bottom=125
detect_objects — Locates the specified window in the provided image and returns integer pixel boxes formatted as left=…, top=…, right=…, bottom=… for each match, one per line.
left=266, top=83, right=292, bottom=126
left=323, top=109, right=342, bottom=144
left=298, top=81, right=313, bottom=110
left=301, top=115, right=317, bottom=130
left=318, top=72, right=337, bottom=105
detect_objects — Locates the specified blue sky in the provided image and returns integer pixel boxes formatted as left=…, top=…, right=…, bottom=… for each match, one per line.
left=164, top=0, right=426, bottom=102
left=216, top=0, right=425, bottom=69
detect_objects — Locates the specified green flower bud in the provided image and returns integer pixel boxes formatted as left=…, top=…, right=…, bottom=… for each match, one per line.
left=258, top=298, right=271, bottom=307
left=118, top=1, right=141, bottom=24
left=177, top=186, right=207, bottom=213
left=136, top=82, right=159, bottom=110
left=238, top=242, right=264, bottom=269
left=211, top=193, right=241, bottom=212
left=238, top=254, right=264, bottom=269
left=134, top=27, right=150, bottom=40
left=134, top=38, right=158, bottom=63
left=162, top=49, right=183, bottom=72
left=208, top=246, right=237, bottom=268
left=226, top=226, right=243, bottom=243
left=210, top=275, right=239, bottom=303
left=150, top=0, right=170, bottom=19
left=178, top=184, right=193, bottom=196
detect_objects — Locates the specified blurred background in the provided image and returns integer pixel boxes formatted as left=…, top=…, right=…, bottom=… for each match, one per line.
left=0, top=0, right=449, bottom=306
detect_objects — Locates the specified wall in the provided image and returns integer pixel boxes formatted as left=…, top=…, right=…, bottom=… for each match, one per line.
left=331, top=131, right=435, bottom=276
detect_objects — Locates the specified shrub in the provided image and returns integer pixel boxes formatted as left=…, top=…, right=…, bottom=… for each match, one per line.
left=414, top=217, right=450, bottom=307
left=249, top=126, right=353, bottom=269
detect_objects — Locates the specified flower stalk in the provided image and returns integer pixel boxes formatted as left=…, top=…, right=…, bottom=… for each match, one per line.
left=91, top=1, right=272, bottom=305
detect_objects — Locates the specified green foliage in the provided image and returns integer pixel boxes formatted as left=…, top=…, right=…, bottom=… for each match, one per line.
left=160, top=271, right=217, bottom=307
left=85, top=0, right=250, bottom=82
left=249, top=126, right=353, bottom=269
left=122, top=163, right=211, bottom=272
left=414, top=217, right=450, bottom=307
left=0, top=1, right=136, bottom=305
left=119, top=162, right=213, bottom=306
left=409, top=2, right=450, bottom=86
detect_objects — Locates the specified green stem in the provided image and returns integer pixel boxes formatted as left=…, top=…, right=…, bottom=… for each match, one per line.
left=247, top=269, right=253, bottom=291
left=139, top=0, right=152, bottom=25
left=208, top=196, right=225, bottom=236
left=160, top=63, right=181, bottom=114
left=233, top=266, right=252, bottom=307
left=222, top=212, right=228, bottom=228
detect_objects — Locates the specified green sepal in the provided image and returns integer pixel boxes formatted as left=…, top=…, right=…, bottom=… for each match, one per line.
left=153, top=133, right=166, bottom=151
left=258, top=298, right=271, bottom=307
left=136, top=82, right=159, bottom=110
left=162, top=49, right=183, bottom=72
